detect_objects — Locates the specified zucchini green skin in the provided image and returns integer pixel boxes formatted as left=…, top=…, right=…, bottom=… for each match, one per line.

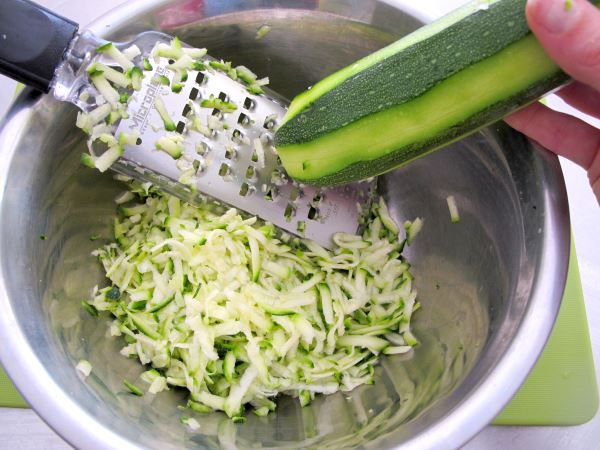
left=273, top=0, right=593, bottom=185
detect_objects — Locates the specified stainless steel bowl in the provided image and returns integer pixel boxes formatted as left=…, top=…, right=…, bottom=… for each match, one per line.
left=0, top=1, right=570, bottom=449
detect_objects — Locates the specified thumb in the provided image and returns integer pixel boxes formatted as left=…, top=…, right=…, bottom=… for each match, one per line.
left=526, top=0, right=600, bottom=92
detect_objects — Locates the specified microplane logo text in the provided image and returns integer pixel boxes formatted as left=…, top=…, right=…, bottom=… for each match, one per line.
left=129, top=66, right=169, bottom=132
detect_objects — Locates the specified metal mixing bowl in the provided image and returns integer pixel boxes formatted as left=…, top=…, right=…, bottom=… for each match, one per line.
left=0, top=1, right=570, bottom=448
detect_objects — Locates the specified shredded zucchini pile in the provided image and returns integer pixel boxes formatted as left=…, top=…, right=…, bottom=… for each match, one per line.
left=86, top=181, right=421, bottom=420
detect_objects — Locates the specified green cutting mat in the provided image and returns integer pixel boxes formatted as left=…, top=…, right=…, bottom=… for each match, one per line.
left=493, top=240, right=599, bottom=425
left=1, top=242, right=597, bottom=424
left=0, top=365, right=27, bottom=408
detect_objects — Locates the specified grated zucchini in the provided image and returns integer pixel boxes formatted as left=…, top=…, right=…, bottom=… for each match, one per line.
left=87, top=181, right=421, bottom=419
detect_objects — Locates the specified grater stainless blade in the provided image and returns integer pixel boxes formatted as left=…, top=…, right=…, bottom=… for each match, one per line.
left=107, top=35, right=374, bottom=248
left=0, top=0, right=373, bottom=249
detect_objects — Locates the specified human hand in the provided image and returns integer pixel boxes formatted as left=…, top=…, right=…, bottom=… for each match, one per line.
left=505, top=0, right=600, bottom=204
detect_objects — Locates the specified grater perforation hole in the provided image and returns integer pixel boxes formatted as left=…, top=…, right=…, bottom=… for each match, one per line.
left=195, top=72, right=205, bottom=84
left=218, top=92, right=228, bottom=101
left=189, top=87, right=199, bottom=100
left=176, top=121, right=185, bottom=134
left=225, top=147, right=236, bottom=160
left=264, top=186, right=277, bottom=201
left=245, top=166, right=255, bottom=180
left=284, top=203, right=295, bottom=222
left=232, top=129, right=244, bottom=143
left=182, top=103, right=192, bottom=117
left=297, top=221, right=306, bottom=233
left=239, top=182, right=250, bottom=197
left=192, top=160, right=201, bottom=173
left=219, top=163, right=230, bottom=178
left=196, top=142, right=209, bottom=155
left=243, top=97, right=255, bottom=110
left=135, top=137, right=142, bottom=145
left=308, top=206, right=318, bottom=220
left=264, top=114, right=277, bottom=129
left=237, top=112, right=250, bottom=125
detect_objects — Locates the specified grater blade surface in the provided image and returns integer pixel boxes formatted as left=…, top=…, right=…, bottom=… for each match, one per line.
left=114, top=37, right=373, bottom=248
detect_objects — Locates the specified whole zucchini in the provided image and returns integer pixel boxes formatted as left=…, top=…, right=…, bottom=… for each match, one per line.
left=274, top=0, right=599, bottom=185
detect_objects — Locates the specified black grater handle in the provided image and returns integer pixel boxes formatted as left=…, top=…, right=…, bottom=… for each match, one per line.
left=0, top=0, right=79, bottom=93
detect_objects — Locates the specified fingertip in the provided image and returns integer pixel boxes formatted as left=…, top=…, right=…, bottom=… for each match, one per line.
left=526, top=0, right=575, bottom=35
left=525, top=0, right=600, bottom=91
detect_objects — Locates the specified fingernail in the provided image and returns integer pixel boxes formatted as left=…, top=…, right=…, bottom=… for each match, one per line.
left=529, top=0, right=579, bottom=34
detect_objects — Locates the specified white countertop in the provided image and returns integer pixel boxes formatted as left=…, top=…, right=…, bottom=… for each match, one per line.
left=0, top=0, right=598, bottom=449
